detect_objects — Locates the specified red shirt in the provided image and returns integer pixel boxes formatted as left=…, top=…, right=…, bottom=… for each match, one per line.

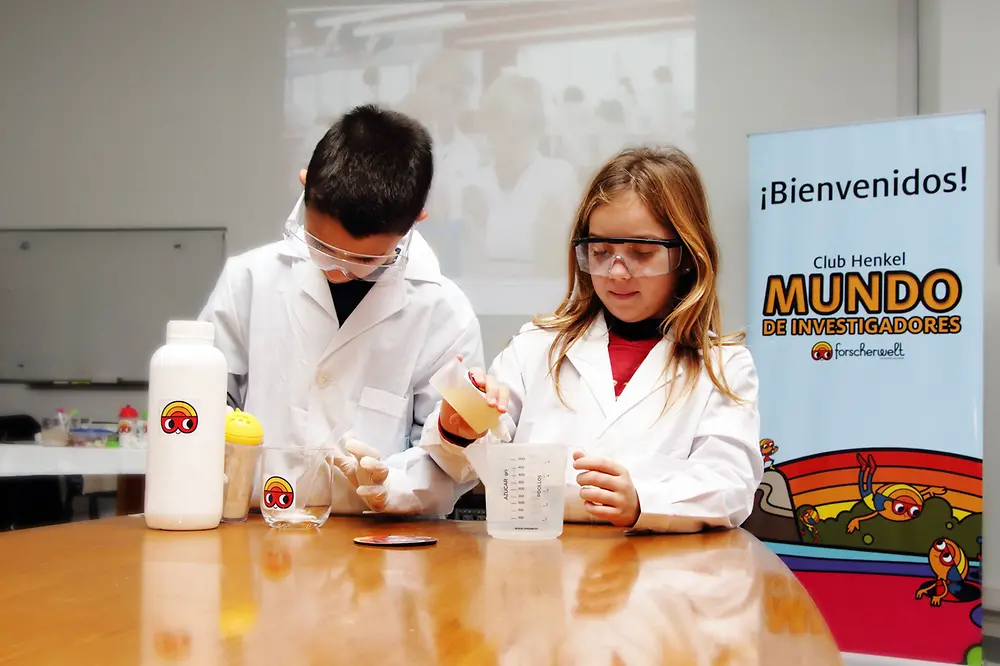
left=608, top=332, right=660, bottom=397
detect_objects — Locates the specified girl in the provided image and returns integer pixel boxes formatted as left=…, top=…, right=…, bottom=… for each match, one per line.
left=421, top=146, right=762, bottom=533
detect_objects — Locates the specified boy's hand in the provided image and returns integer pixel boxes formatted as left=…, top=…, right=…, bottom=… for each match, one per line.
left=573, top=451, right=640, bottom=528
left=438, top=355, right=508, bottom=440
left=332, top=436, right=391, bottom=512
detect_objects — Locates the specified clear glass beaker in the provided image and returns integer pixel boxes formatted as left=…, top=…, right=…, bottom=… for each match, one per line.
left=259, top=448, right=333, bottom=529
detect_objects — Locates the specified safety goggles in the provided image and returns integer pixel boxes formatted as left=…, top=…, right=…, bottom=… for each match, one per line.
left=283, top=195, right=410, bottom=282
left=573, top=237, right=685, bottom=278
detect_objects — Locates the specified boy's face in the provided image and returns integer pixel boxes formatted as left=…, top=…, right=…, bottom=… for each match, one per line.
left=304, top=207, right=408, bottom=284
left=296, top=170, right=427, bottom=283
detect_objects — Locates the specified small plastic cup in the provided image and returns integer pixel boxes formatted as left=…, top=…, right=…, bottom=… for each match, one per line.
left=259, top=448, right=333, bottom=529
left=429, top=357, right=502, bottom=435
left=222, top=410, right=264, bottom=523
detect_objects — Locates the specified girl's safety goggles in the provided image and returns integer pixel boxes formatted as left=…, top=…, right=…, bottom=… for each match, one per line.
left=573, top=237, right=684, bottom=278
left=283, top=195, right=410, bottom=282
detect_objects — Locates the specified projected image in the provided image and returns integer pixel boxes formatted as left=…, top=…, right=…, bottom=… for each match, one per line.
left=285, top=1, right=694, bottom=315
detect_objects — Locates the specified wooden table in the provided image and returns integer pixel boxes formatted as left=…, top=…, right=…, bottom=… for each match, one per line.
left=0, top=517, right=843, bottom=666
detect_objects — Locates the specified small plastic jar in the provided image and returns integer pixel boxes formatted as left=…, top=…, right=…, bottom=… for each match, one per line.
left=118, top=404, right=140, bottom=448
left=222, top=410, right=264, bottom=523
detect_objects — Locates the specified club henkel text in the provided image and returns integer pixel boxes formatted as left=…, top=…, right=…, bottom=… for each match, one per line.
left=760, top=166, right=968, bottom=210
left=813, top=252, right=905, bottom=270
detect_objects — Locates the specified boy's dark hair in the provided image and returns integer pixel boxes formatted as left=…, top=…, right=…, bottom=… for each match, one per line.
left=304, top=104, right=433, bottom=238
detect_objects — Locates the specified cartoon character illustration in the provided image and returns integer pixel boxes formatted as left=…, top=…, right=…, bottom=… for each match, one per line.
left=759, top=438, right=779, bottom=468
left=263, top=476, right=294, bottom=510
left=846, top=453, right=946, bottom=533
left=796, top=505, right=820, bottom=544
left=970, top=604, right=983, bottom=629
left=160, top=401, right=199, bottom=435
left=915, top=538, right=981, bottom=607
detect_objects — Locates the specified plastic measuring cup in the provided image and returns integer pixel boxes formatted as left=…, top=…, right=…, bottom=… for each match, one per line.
left=429, top=357, right=504, bottom=436
left=465, top=441, right=567, bottom=540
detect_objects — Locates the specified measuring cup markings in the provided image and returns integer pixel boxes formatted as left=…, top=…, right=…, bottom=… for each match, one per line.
left=468, top=442, right=568, bottom=539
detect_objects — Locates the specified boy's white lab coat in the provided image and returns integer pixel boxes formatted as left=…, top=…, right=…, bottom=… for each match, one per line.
left=199, top=226, right=483, bottom=516
left=421, top=314, right=763, bottom=532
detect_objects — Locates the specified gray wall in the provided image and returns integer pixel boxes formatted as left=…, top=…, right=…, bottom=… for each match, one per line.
left=0, top=0, right=914, bottom=415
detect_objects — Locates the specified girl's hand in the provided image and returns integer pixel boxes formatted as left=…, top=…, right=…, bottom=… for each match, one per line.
left=573, top=452, right=640, bottom=528
left=439, top=355, right=509, bottom=440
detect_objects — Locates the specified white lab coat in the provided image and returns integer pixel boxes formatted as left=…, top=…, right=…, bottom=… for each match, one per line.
left=421, top=313, right=763, bottom=532
left=199, top=213, right=484, bottom=516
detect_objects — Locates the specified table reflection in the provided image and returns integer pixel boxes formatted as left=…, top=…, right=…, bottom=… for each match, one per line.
left=134, top=522, right=841, bottom=666
left=141, top=530, right=224, bottom=665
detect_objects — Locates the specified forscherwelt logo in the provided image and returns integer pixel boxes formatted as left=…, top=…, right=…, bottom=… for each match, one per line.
left=810, top=341, right=833, bottom=361
left=811, top=340, right=905, bottom=361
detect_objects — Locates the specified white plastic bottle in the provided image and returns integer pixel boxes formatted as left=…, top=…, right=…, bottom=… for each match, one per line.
left=145, top=320, right=228, bottom=530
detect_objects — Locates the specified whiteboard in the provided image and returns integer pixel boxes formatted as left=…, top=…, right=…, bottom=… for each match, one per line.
left=0, top=228, right=226, bottom=382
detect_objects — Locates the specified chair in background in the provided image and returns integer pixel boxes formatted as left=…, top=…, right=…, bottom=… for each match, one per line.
left=0, top=414, right=67, bottom=530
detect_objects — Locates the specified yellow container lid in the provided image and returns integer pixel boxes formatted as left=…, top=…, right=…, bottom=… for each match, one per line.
left=225, top=409, right=263, bottom=446
left=220, top=603, right=258, bottom=638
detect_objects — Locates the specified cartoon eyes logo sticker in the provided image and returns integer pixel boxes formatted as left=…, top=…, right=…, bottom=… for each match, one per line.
left=811, top=341, right=833, bottom=361
left=160, top=401, right=198, bottom=434
left=263, top=476, right=294, bottom=510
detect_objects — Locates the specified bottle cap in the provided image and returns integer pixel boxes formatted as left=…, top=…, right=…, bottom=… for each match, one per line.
left=166, top=320, right=215, bottom=343
left=119, top=404, right=139, bottom=419
left=225, top=409, right=263, bottom=446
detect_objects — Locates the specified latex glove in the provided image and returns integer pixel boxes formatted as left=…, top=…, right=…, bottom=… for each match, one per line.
left=332, top=435, right=391, bottom=512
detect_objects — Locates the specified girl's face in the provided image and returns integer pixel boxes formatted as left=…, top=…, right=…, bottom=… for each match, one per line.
left=587, top=192, right=683, bottom=323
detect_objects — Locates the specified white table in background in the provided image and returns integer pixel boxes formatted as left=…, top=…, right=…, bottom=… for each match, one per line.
left=0, top=443, right=146, bottom=478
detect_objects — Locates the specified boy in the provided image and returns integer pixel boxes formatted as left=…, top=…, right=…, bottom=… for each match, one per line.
left=199, top=105, right=483, bottom=515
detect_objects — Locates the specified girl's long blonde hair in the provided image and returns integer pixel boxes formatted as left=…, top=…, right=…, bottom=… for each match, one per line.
left=533, top=146, right=745, bottom=407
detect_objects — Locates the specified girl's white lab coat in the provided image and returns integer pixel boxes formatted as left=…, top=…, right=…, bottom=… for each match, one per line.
left=199, top=228, right=483, bottom=516
left=421, top=314, right=763, bottom=532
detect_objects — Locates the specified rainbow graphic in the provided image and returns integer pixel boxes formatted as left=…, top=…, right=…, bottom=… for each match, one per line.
left=748, top=447, right=983, bottom=664
left=779, top=449, right=982, bottom=522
